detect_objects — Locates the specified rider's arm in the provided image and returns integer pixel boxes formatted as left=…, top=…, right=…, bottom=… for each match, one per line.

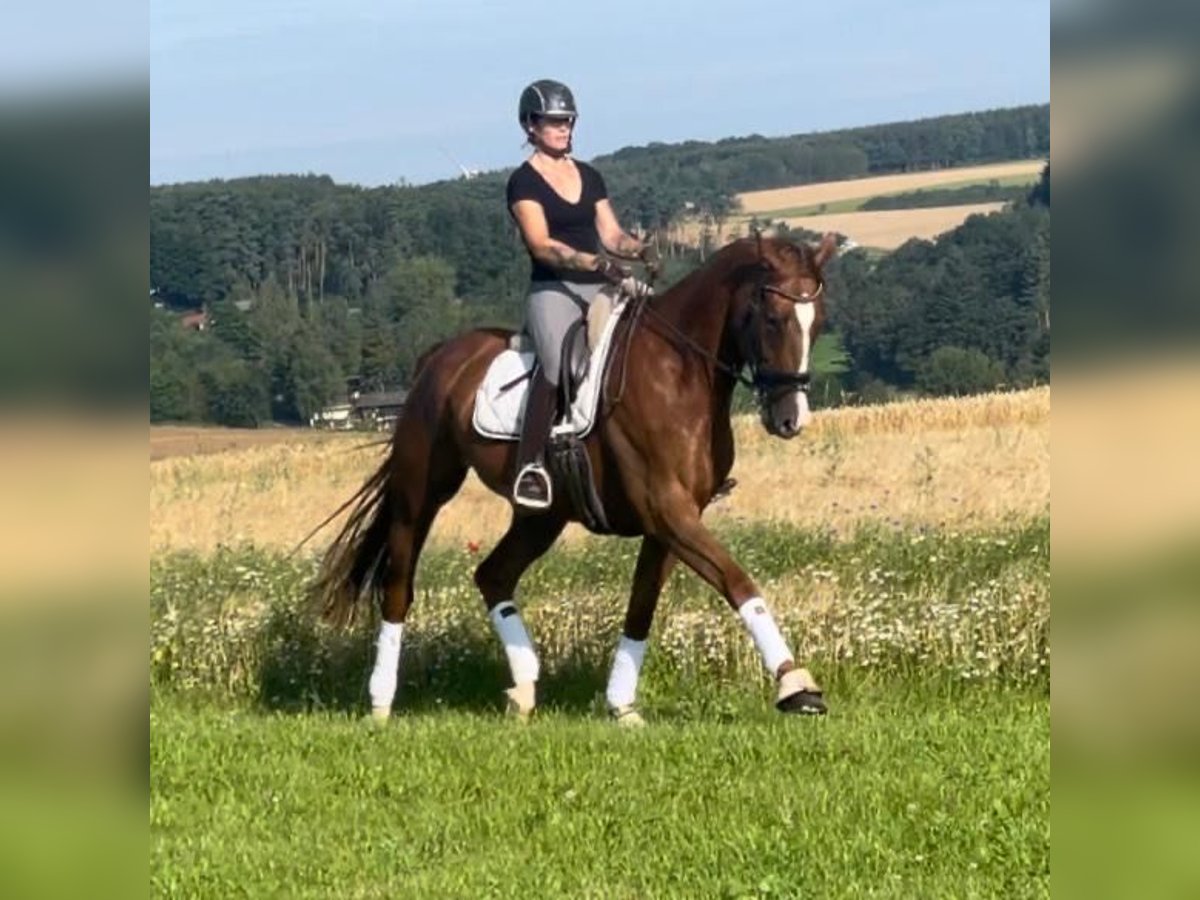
left=511, top=200, right=603, bottom=275
left=595, top=199, right=647, bottom=261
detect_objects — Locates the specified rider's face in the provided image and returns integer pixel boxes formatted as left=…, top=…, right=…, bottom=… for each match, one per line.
left=532, top=116, right=574, bottom=152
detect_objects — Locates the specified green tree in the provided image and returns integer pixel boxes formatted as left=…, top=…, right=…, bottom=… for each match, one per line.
left=916, top=346, right=1005, bottom=397
left=277, top=323, right=344, bottom=422
left=201, top=359, right=270, bottom=426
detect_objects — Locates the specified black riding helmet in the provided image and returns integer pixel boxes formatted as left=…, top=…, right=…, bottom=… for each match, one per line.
left=518, top=79, right=577, bottom=129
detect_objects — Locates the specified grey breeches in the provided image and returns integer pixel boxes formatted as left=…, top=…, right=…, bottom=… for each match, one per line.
left=525, top=280, right=604, bottom=386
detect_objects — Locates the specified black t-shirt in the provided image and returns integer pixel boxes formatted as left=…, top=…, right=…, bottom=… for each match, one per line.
left=506, top=160, right=608, bottom=284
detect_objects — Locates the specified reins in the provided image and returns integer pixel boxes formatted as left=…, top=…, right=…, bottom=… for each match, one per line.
left=612, top=273, right=823, bottom=408
left=604, top=236, right=825, bottom=416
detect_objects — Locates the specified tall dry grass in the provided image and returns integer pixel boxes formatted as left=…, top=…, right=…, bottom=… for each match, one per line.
left=150, top=387, right=1049, bottom=555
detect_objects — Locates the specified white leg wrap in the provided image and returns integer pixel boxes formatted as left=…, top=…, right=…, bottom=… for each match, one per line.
left=488, top=601, right=539, bottom=685
left=605, top=635, right=647, bottom=709
left=369, top=621, right=404, bottom=712
left=738, top=597, right=794, bottom=676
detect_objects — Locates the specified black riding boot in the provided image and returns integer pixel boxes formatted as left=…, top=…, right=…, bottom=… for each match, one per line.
left=512, top=371, right=558, bottom=510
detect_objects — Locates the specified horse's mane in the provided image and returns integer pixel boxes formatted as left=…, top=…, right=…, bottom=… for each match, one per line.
left=657, top=237, right=814, bottom=307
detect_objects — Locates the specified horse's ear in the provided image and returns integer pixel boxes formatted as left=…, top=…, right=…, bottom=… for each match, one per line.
left=814, top=232, right=838, bottom=268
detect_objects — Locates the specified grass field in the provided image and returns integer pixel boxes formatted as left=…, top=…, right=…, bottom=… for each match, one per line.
left=150, top=389, right=1050, bottom=897
left=152, top=687, right=1048, bottom=898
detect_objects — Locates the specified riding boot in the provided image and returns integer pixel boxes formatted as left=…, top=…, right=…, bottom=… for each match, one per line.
left=512, top=371, right=558, bottom=510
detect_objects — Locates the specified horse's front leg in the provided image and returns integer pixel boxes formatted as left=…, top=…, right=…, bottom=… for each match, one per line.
left=649, top=488, right=826, bottom=715
left=607, top=536, right=677, bottom=726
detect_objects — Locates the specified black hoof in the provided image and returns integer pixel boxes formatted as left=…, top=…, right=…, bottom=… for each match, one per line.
left=776, top=690, right=827, bottom=716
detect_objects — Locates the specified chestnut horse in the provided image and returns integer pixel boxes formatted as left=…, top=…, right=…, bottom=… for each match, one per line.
left=312, top=234, right=837, bottom=723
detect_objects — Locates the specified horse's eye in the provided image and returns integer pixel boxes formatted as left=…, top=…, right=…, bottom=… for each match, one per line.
left=764, top=316, right=784, bottom=333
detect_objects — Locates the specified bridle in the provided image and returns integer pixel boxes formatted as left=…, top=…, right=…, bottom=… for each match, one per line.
left=630, top=250, right=824, bottom=416
left=742, top=275, right=823, bottom=410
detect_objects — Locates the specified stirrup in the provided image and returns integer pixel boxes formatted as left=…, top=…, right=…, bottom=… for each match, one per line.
left=513, top=463, right=552, bottom=509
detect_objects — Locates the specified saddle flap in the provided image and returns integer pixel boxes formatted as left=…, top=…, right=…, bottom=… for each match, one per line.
left=560, top=319, right=589, bottom=402
left=508, top=332, right=535, bottom=353
left=587, top=287, right=619, bottom=353
left=472, top=295, right=629, bottom=443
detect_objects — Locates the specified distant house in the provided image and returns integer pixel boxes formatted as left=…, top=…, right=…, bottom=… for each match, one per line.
left=310, top=389, right=408, bottom=431
left=309, top=403, right=354, bottom=430
left=180, top=310, right=208, bottom=331
left=352, top=390, right=408, bottom=431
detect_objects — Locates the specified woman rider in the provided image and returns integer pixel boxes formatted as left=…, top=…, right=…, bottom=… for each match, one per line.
left=507, top=78, right=657, bottom=510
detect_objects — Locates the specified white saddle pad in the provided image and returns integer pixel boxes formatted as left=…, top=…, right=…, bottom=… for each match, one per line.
left=472, top=299, right=628, bottom=441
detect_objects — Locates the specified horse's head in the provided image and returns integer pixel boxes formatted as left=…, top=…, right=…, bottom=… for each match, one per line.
left=735, top=233, right=838, bottom=439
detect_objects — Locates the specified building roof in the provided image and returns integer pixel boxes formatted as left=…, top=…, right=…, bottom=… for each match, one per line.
left=353, top=391, right=408, bottom=409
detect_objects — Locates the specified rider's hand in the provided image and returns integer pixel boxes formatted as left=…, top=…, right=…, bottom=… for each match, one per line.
left=618, top=275, right=655, bottom=299
left=595, top=258, right=629, bottom=285
left=639, top=243, right=661, bottom=281
left=597, top=257, right=653, bottom=298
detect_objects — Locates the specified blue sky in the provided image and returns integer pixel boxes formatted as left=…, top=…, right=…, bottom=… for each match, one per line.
left=150, top=0, right=1048, bottom=187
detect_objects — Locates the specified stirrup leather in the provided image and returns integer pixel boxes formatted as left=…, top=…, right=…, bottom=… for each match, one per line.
left=513, top=463, right=553, bottom=509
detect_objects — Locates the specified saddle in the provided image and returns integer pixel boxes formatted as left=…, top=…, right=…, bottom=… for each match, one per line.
left=507, top=286, right=618, bottom=411
left=500, top=286, right=623, bottom=533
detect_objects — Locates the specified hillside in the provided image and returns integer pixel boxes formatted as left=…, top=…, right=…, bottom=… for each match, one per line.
left=150, top=106, right=1049, bottom=427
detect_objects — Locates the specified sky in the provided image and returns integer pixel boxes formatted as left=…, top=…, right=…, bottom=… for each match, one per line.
left=150, top=0, right=1049, bottom=188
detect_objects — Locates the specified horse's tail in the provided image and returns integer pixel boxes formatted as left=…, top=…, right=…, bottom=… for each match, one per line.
left=310, top=444, right=395, bottom=628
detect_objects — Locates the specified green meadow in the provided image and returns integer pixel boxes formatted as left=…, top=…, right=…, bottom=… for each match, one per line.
left=151, top=519, right=1048, bottom=897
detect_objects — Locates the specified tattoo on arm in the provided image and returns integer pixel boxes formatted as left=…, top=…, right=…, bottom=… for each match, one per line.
left=540, top=242, right=599, bottom=273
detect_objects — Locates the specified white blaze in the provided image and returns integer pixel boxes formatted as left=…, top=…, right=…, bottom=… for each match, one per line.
left=793, top=302, right=815, bottom=428
left=794, top=302, right=816, bottom=375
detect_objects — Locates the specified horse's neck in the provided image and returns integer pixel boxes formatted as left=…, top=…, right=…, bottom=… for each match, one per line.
left=652, top=254, right=745, bottom=360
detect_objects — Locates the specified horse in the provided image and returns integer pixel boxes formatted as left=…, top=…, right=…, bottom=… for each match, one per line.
left=311, top=233, right=838, bottom=724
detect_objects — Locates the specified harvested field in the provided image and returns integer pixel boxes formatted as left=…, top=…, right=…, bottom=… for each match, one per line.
left=149, top=425, right=337, bottom=461
left=774, top=202, right=1006, bottom=250
left=736, top=160, right=1046, bottom=215
left=149, top=387, right=1049, bottom=555
left=671, top=159, right=1044, bottom=250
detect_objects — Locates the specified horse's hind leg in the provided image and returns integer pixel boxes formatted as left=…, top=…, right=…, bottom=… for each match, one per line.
left=473, top=512, right=567, bottom=718
left=369, top=434, right=466, bottom=720
left=606, top=536, right=676, bottom=726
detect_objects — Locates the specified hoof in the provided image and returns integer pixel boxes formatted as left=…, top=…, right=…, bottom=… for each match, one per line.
left=609, top=705, right=646, bottom=728
left=370, top=706, right=392, bottom=723
left=505, top=681, right=537, bottom=722
left=775, top=690, right=827, bottom=715
left=775, top=667, right=827, bottom=715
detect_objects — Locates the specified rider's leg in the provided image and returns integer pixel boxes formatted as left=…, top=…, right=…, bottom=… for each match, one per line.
left=512, top=370, right=557, bottom=508
left=513, top=282, right=594, bottom=509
